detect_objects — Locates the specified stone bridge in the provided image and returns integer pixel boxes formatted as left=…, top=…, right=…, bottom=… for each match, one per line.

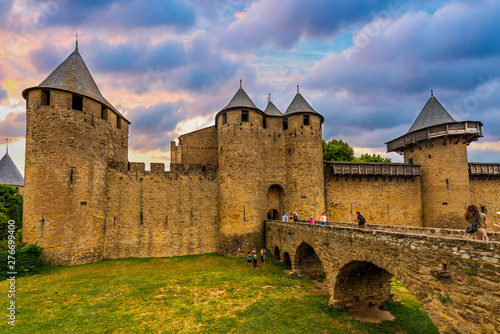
left=265, top=220, right=499, bottom=334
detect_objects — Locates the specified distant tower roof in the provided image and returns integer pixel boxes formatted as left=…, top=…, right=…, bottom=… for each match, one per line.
left=0, top=153, right=24, bottom=187
left=221, top=82, right=261, bottom=111
left=22, top=44, right=129, bottom=123
left=284, top=86, right=323, bottom=122
left=407, top=92, right=456, bottom=133
left=264, top=94, right=282, bottom=116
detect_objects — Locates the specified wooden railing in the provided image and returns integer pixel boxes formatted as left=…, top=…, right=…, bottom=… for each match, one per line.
left=325, top=161, right=421, bottom=176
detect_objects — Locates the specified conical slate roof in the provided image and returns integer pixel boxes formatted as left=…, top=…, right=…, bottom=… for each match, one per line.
left=264, top=100, right=282, bottom=116
left=407, top=95, right=456, bottom=133
left=0, top=153, right=24, bottom=187
left=285, top=92, right=318, bottom=115
left=222, top=87, right=260, bottom=111
left=22, top=45, right=128, bottom=122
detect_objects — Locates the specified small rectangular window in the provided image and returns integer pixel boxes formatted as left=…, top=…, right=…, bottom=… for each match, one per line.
left=303, top=115, right=310, bottom=126
left=116, top=116, right=122, bottom=129
left=409, top=158, right=414, bottom=164
left=242, top=110, right=249, bottom=122
left=222, top=112, right=227, bottom=125
left=283, top=118, right=288, bottom=130
left=263, top=117, right=267, bottom=129
left=41, top=90, right=50, bottom=106
left=72, top=95, right=83, bottom=111
left=101, top=105, right=108, bottom=120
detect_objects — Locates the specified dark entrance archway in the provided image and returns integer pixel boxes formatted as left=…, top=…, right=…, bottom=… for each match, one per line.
left=294, top=242, right=324, bottom=277
left=267, top=185, right=284, bottom=220
left=267, top=209, right=280, bottom=220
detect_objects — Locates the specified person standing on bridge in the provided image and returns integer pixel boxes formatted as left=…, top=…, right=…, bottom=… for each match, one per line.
left=464, top=205, right=489, bottom=241
left=356, top=211, right=366, bottom=228
left=320, top=213, right=327, bottom=225
left=309, top=216, right=315, bottom=224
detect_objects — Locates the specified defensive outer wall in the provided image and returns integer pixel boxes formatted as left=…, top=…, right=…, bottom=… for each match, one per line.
left=266, top=220, right=500, bottom=334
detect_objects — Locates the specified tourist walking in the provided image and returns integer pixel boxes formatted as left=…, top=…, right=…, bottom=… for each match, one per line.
left=293, top=212, right=299, bottom=222
left=356, top=211, right=366, bottom=228
left=320, top=213, right=327, bottom=225
left=464, top=205, right=489, bottom=241
left=309, top=216, right=315, bottom=224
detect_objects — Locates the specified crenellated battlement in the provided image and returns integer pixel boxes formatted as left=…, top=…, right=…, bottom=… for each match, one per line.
left=108, top=161, right=218, bottom=181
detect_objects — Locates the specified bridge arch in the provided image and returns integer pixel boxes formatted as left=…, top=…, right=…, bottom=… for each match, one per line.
left=274, top=246, right=281, bottom=260
left=294, top=242, right=324, bottom=277
left=282, top=252, right=292, bottom=269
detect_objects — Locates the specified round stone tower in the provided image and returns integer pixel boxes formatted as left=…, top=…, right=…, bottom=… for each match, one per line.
left=386, top=92, right=482, bottom=228
left=216, top=83, right=266, bottom=255
left=22, top=43, right=130, bottom=264
left=283, top=86, right=325, bottom=220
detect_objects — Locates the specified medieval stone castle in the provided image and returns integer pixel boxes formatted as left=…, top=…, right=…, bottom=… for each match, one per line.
left=22, top=45, right=499, bottom=265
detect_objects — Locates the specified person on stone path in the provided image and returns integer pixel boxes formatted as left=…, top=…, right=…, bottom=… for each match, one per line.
left=356, top=211, right=366, bottom=228
left=246, top=252, right=252, bottom=267
left=309, top=216, right=315, bottom=224
left=464, top=204, right=489, bottom=241
left=293, top=212, right=299, bottom=222
left=320, top=213, right=327, bottom=225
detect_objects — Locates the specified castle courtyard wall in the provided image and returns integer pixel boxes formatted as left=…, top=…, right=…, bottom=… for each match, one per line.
left=103, top=163, right=219, bottom=258
left=172, top=126, right=218, bottom=165
left=324, top=176, right=423, bottom=226
left=469, top=177, right=500, bottom=227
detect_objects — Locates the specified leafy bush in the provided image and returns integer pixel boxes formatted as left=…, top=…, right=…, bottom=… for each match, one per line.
left=0, top=242, right=43, bottom=279
left=435, top=291, right=452, bottom=304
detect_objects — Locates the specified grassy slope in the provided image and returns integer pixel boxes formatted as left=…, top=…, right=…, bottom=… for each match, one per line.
left=1, top=254, right=438, bottom=333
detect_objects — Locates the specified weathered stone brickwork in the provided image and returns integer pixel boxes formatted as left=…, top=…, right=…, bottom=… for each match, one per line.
left=266, top=220, right=500, bottom=334
left=171, top=126, right=218, bottom=165
left=104, top=163, right=219, bottom=258
left=470, top=178, right=500, bottom=228
left=23, top=89, right=128, bottom=265
left=325, top=175, right=423, bottom=226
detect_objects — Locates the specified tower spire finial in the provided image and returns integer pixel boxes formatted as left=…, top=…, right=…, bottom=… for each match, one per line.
left=240, top=79, right=242, bottom=89
left=5, top=138, right=8, bottom=155
left=75, top=30, right=78, bottom=51
left=268, top=93, right=271, bottom=102
left=297, top=85, right=299, bottom=94
left=431, top=89, right=433, bottom=97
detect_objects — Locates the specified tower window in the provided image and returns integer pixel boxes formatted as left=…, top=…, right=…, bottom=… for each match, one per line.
left=101, top=105, right=108, bottom=120
left=283, top=118, right=288, bottom=130
left=41, top=90, right=50, bottom=106
left=72, top=94, right=83, bottom=111
left=303, top=115, right=310, bottom=126
left=222, top=112, right=227, bottom=125
left=263, top=117, right=267, bottom=129
left=409, top=158, right=414, bottom=164
left=242, top=110, right=249, bottom=122
left=116, top=116, right=122, bottom=129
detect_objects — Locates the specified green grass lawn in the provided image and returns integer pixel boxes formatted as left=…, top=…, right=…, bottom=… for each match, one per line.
left=1, top=254, right=438, bottom=333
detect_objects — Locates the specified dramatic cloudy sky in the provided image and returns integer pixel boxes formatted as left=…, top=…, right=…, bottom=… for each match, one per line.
left=1, top=0, right=500, bottom=173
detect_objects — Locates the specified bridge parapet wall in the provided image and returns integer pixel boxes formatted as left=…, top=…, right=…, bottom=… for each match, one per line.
left=266, top=220, right=499, bottom=334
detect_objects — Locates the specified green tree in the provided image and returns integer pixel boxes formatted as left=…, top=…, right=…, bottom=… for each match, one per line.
left=355, top=153, right=392, bottom=163
left=0, top=184, right=23, bottom=239
left=322, top=139, right=355, bottom=161
left=323, top=139, right=392, bottom=163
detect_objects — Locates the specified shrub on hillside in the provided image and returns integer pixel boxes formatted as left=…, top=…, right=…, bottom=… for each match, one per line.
left=0, top=237, right=42, bottom=279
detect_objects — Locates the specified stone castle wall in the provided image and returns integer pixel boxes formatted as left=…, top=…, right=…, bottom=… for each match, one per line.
left=324, top=176, right=423, bottom=226
left=469, top=177, right=500, bottom=227
left=103, top=163, right=219, bottom=258
left=171, top=126, right=218, bottom=165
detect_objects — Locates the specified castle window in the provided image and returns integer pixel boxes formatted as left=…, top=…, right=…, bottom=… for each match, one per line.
left=409, top=158, right=414, bottom=164
left=116, top=116, right=122, bottom=129
left=72, top=94, right=83, bottom=111
left=41, top=90, right=50, bottom=106
left=242, top=110, right=249, bottom=122
left=222, top=112, right=227, bottom=125
left=283, top=118, right=288, bottom=130
left=101, top=105, right=108, bottom=120
left=263, top=117, right=267, bottom=129
left=303, top=115, right=310, bottom=126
